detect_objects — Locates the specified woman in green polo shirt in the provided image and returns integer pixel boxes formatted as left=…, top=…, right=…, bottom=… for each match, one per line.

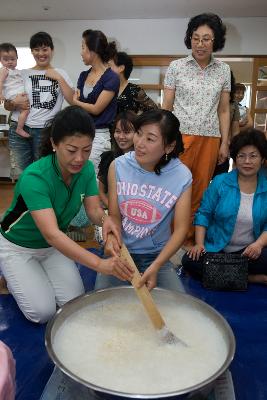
left=0, top=105, right=133, bottom=323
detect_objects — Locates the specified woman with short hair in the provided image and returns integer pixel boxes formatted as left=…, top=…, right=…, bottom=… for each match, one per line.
left=182, top=128, right=267, bottom=285
left=163, top=13, right=231, bottom=247
left=4, top=31, right=74, bottom=178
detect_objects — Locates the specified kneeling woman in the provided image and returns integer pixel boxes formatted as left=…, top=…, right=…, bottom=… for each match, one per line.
left=95, top=109, right=192, bottom=291
left=182, top=129, right=267, bottom=284
left=0, top=106, right=133, bottom=323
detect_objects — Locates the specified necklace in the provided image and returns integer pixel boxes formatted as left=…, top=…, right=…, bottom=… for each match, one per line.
left=86, top=67, right=107, bottom=87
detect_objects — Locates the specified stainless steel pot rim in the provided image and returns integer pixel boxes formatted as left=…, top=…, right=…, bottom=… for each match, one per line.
left=45, top=286, right=236, bottom=399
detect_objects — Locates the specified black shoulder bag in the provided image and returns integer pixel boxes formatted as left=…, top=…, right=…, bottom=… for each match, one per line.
left=202, top=252, right=248, bottom=291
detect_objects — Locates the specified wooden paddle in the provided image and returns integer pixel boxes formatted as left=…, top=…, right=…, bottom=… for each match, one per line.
left=120, top=243, right=187, bottom=345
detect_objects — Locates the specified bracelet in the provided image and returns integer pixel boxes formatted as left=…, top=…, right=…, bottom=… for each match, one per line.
left=101, top=214, right=106, bottom=226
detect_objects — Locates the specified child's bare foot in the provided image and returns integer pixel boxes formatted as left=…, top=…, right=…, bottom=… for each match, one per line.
left=16, top=127, right=30, bottom=138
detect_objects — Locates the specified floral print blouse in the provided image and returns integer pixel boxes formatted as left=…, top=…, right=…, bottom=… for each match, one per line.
left=164, top=55, right=231, bottom=137
left=117, top=82, right=158, bottom=115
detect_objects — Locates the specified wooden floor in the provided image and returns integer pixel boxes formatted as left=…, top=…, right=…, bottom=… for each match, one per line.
left=0, top=182, right=14, bottom=215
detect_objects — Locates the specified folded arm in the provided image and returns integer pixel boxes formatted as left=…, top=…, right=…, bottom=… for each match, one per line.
left=73, top=89, right=115, bottom=115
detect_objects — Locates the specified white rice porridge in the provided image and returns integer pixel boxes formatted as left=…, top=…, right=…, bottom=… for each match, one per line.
left=53, top=292, right=228, bottom=395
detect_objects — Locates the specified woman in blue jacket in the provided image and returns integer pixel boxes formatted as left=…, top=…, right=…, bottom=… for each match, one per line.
left=182, top=128, right=267, bottom=284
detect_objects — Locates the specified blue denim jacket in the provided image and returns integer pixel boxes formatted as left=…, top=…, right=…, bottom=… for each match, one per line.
left=194, top=169, right=267, bottom=252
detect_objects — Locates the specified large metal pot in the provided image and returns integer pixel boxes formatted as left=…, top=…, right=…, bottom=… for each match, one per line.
left=45, top=287, right=235, bottom=400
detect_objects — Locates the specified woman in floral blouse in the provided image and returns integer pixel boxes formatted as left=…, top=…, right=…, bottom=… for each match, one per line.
left=162, top=13, right=231, bottom=248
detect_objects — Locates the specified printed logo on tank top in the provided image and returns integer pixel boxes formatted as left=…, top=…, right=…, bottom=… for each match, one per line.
left=121, top=199, right=161, bottom=224
left=30, top=74, right=59, bottom=109
left=117, top=181, right=177, bottom=239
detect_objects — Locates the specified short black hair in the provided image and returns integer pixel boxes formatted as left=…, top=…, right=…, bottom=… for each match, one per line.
left=235, top=83, right=246, bottom=93
left=40, top=105, right=95, bottom=157
left=229, top=128, right=267, bottom=161
left=113, top=52, right=133, bottom=80
left=134, top=109, right=184, bottom=175
left=30, top=32, right=54, bottom=50
left=0, top=42, right=17, bottom=57
left=184, top=13, right=226, bottom=52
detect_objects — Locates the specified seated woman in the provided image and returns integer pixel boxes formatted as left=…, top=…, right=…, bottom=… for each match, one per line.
left=182, top=128, right=267, bottom=284
left=0, top=106, right=133, bottom=324
left=94, top=111, right=136, bottom=244
left=98, top=110, right=136, bottom=208
left=95, top=109, right=192, bottom=291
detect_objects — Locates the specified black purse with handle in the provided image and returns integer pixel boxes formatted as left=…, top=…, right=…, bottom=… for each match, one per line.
left=202, top=252, right=248, bottom=291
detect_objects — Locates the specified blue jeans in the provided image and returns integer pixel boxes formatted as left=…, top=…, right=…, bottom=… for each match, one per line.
left=94, top=252, right=185, bottom=292
left=9, top=121, right=42, bottom=177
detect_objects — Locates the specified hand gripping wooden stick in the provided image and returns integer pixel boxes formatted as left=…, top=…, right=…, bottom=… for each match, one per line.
left=120, top=243, right=166, bottom=330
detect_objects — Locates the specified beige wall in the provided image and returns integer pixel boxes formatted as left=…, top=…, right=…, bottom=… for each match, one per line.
left=225, top=60, right=254, bottom=83
left=0, top=17, right=266, bottom=85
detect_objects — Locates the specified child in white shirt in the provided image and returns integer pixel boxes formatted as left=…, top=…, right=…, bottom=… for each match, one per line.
left=0, top=43, right=29, bottom=138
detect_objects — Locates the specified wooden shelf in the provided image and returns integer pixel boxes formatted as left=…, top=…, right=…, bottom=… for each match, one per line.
left=139, top=84, right=164, bottom=90
left=254, top=109, right=267, bottom=113
left=131, top=55, right=178, bottom=66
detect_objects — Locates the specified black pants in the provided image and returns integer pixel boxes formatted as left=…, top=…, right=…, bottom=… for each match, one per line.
left=182, top=247, right=267, bottom=280
left=212, top=159, right=230, bottom=178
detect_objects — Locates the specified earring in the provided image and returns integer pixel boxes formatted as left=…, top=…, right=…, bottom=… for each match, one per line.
left=165, top=153, right=168, bottom=161
left=53, top=148, right=56, bottom=152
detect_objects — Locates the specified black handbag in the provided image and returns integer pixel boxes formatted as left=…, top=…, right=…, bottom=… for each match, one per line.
left=202, top=252, right=248, bottom=291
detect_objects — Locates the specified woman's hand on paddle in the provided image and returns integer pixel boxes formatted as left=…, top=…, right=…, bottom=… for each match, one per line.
left=138, top=266, right=158, bottom=291
left=104, top=233, right=121, bottom=257
left=98, top=257, right=134, bottom=281
left=102, top=215, right=121, bottom=246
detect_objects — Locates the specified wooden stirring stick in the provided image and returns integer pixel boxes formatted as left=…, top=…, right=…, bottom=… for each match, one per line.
left=120, top=243, right=165, bottom=331
left=120, top=243, right=187, bottom=346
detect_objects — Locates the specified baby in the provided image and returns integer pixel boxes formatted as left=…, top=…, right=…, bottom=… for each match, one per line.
left=0, top=43, right=29, bottom=138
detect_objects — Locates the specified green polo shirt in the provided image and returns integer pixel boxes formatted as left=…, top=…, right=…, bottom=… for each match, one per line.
left=0, top=154, right=98, bottom=248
